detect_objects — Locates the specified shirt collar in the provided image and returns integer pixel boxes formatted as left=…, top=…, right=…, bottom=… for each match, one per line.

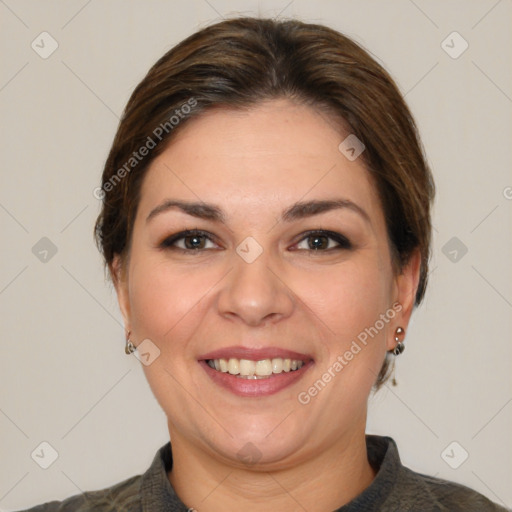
left=140, top=442, right=189, bottom=511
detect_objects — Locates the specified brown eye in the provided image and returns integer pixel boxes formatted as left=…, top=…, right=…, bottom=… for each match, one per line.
left=181, top=234, right=208, bottom=250
left=294, top=230, right=352, bottom=252
left=307, top=234, right=330, bottom=250
left=160, top=230, right=219, bottom=252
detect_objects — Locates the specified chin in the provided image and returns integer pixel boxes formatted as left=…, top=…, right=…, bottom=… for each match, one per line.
left=215, top=435, right=309, bottom=470
left=197, top=412, right=313, bottom=469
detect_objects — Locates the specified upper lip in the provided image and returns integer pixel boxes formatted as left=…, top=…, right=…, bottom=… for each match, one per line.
left=199, top=345, right=313, bottom=362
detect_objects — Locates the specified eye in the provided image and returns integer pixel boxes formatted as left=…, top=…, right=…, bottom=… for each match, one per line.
left=159, top=229, right=220, bottom=253
left=293, top=230, right=352, bottom=252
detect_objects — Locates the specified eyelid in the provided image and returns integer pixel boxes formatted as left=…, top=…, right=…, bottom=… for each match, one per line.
left=159, top=229, right=221, bottom=250
left=292, top=229, right=352, bottom=250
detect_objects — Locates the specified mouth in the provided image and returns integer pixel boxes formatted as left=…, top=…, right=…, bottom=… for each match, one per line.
left=199, top=347, right=313, bottom=397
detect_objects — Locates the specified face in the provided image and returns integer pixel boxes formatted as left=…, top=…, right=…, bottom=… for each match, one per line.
left=113, top=99, right=419, bottom=469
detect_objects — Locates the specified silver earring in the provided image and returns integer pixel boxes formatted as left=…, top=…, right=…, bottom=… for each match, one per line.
left=393, top=326, right=405, bottom=356
left=125, top=331, right=136, bottom=354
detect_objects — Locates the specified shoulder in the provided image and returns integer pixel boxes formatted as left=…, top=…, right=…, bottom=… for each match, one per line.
left=17, top=441, right=177, bottom=512
left=412, top=470, right=509, bottom=511
left=366, top=436, right=509, bottom=512
left=395, top=463, right=509, bottom=511
left=15, top=473, right=142, bottom=512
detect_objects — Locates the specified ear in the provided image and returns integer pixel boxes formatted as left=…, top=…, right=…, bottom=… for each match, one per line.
left=387, top=248, right=422, bottom=351
left=110, top=254, right=131, bottom=335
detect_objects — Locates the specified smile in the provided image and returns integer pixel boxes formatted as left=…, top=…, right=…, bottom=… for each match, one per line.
left=199, top=347, right=313, bottom=397
left=206, top=357, right=305, bottom=379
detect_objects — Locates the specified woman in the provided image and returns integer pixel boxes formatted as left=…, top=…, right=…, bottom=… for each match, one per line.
left=21, top=16, right=508, bottom=512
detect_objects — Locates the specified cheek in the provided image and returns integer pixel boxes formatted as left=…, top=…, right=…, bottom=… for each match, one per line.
left=128, top=255, right=222, bottom=345
left=305, top=259, right=391, bottom=338
left=303, top=257, right=392, bottom=390
left=127, top=257, right=216, bottom=409
left=129, top=264, right=172, bottom=338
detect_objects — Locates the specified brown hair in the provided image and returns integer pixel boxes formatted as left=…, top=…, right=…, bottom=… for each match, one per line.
left=94, top=17, right=435, bottom=389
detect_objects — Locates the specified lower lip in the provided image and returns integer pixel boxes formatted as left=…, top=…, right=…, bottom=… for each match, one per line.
left=199, top=360, right=313, bottom=397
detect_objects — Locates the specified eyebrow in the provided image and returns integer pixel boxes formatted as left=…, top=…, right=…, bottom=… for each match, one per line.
left=146, top=198, right=371, bottom=225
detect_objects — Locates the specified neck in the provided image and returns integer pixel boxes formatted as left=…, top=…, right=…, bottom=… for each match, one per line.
left=167, top=425, right=376, bottom=512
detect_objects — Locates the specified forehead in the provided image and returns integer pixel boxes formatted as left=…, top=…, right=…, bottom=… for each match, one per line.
left=138, top=99, right=383, bottom=225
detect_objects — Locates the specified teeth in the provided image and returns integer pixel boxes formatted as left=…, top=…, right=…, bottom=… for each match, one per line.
left=239, top=359, right=256, bottom=376
left=255, top=359, right=273, bottom=376
left=272, top=358, right=283, bottom=373
left=207, top=357, right=305, bottom=377
left=228, top=358, right=240, bottom=375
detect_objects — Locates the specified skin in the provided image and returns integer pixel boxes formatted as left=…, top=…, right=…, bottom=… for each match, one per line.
left=112, top=99, right=420, bottom=512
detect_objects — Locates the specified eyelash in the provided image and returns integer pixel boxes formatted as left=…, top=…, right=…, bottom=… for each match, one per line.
left=159, top=229, right=352, bottom=254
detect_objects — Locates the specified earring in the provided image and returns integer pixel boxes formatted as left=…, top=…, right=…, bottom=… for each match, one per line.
left=125, top=331, right=136, bottom=355
left=392, top=326, right=405, bottom=356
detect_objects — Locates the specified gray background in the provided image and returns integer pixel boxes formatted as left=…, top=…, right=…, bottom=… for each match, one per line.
left=1, top=0, right=511, bottom=509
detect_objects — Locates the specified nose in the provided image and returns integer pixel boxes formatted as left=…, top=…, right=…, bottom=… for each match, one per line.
left=216, top=247, right=295, bottom=327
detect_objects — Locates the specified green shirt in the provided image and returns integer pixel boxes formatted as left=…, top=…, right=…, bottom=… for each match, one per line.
left=17, top=435, right=509, bottom=511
